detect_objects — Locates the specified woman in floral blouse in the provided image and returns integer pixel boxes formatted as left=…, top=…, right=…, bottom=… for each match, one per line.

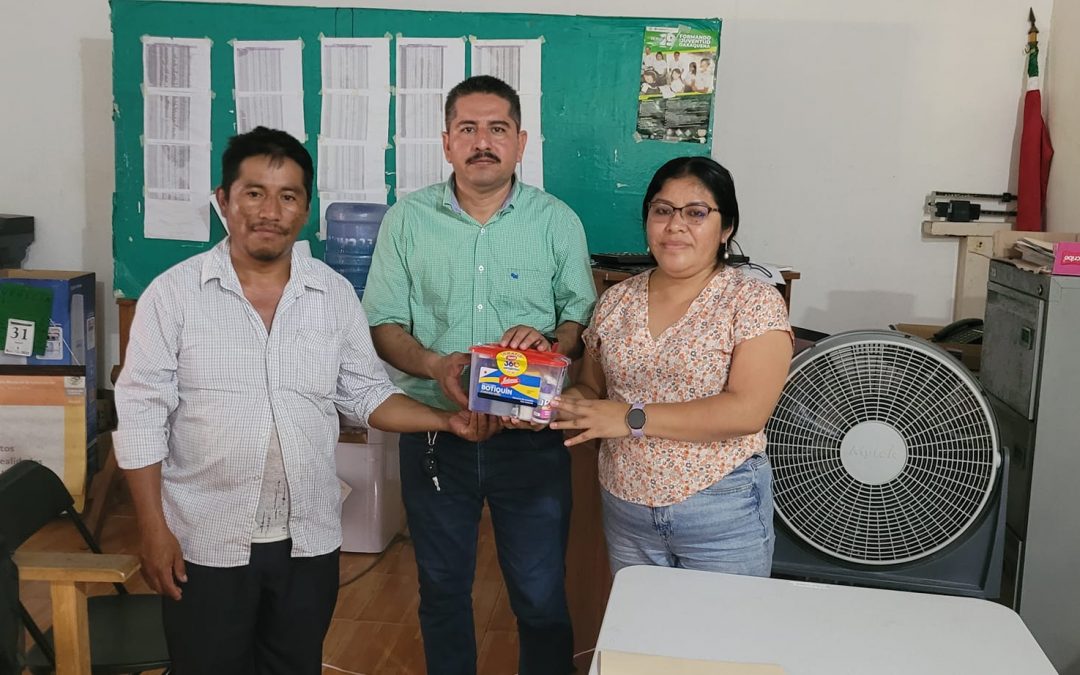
left=552, top=156, right=793, bottom=576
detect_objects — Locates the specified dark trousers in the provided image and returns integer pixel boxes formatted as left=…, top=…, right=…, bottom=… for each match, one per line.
left=401, top=428, right=574, bottom=675
left=162, top=539, right=339, bottom=675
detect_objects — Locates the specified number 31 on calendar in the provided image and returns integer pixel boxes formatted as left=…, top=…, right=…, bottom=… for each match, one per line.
left=4, top=318, right=35, bottom=357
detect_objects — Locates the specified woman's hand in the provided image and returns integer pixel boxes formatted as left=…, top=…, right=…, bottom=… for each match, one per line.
left=549, top=397, right=633, bottom=447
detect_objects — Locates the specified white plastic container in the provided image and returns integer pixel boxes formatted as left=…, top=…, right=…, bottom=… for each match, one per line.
left=336, top=427, right=404, bottom=553
left=467, top=344, right=571, bottom=424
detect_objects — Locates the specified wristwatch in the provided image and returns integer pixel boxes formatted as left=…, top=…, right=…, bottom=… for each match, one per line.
left=625, top=403, right=647, bottom=438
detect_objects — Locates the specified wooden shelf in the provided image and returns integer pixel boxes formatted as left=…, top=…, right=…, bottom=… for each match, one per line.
left=921, top=220, right=1012, bottom=237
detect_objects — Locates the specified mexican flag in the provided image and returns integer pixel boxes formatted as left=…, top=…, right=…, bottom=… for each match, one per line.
left=1016, top=12, right=1054, bottom=232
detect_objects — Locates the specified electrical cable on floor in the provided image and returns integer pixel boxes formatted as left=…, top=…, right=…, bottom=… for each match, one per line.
left=320, top=662, right=367, bottom=675
left=337, top=532, right=409, bottom=588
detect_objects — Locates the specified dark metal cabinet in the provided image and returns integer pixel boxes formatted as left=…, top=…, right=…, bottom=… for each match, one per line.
left=981, top=259, right=1080, bottom=674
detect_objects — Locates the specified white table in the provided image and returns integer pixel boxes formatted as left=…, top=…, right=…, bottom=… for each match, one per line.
left=589, top=566, right=1054, bottom=675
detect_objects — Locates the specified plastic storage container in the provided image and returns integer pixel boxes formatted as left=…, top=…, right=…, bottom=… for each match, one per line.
left=324, top=202, right=389, bottom=297
left=467, top=345, right=571, bottom=424
left=336, top=427, right=404, bottom=553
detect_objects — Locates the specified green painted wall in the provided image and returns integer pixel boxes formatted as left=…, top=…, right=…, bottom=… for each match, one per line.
left=112, top=0, right=720, bottom=297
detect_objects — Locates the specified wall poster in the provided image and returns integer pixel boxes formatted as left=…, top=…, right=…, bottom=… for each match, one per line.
left=637, top=25, right=719, bottom=143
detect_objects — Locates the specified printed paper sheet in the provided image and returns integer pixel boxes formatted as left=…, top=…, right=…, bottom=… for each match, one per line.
left=318, top=37, right=391, bottom=236
left=471, top=39, right=544, bottom=188
left=142, top=36, right=212, bottom=241
left=395, top=37, right=465, bottom=196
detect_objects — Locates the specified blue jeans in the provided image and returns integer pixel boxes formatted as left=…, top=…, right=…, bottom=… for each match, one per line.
left=601, top=453, right=775, bottom=576
left=399, top=429, right=574, bottom=675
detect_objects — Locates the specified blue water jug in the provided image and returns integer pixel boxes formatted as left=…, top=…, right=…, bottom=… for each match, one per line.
left=324, top=202, right=389, bottom=297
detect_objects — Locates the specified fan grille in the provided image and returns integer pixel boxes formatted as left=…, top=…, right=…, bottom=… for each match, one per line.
left=766, top=332, right=999, bottom=565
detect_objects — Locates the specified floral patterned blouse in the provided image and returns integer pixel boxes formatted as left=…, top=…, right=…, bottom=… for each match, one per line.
left=582, top=266, right=792, bottom=507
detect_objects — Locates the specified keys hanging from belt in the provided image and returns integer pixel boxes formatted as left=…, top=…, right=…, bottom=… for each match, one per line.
left=424, top=431, right=441, bottom=492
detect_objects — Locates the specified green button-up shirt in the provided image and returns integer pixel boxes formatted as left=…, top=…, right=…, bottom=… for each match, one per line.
left=363, top=178, right=597, bottom=410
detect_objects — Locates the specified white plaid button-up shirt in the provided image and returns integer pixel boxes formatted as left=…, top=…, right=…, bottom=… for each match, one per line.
left=115, top=239, right=400, bottom=567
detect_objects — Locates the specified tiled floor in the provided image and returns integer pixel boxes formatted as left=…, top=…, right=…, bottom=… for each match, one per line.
left=17, top=487, right=593, bottom=674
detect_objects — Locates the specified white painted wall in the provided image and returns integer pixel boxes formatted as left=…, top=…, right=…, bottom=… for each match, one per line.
left=0, top=1, right=114, bottom=373
left=0, top=0, right=1062, bottom=385
left=1047, top=0, right=1079, bottom=232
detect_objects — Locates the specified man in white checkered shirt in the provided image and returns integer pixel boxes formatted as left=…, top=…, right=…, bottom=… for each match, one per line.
left=115, top=127, right=478, bottom=675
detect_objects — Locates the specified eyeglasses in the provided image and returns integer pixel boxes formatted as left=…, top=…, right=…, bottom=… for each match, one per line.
left=647, top=201, right=721, bottom=225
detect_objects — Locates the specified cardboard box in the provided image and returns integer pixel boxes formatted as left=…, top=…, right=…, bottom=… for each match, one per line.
left=0, top=270, right=97, bottom=444
left=0, top=367, right=89, bottom=509
left=893, top=323, right=981, bottom=373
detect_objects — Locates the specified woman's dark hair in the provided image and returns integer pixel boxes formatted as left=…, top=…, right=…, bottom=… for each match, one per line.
left=642, top=156, right=740, bottom=263
left=220, top=126, right=314, bottom=205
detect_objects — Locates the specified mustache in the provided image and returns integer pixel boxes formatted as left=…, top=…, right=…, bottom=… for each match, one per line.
left=251, top=223, right=287, bottom=234
left=466, top=152, right=500, bottom=164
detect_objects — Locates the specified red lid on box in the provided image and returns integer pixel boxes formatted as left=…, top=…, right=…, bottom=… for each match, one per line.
left=469, top=343, right=571, bottom=368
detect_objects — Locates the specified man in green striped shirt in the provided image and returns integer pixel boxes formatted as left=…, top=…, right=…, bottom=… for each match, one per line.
left=363, top=75, right=595, bottom=675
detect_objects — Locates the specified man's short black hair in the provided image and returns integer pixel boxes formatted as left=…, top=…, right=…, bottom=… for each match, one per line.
left=220, top=126, right=313, bottom=205
left=444, top=75, right=522, bottom=130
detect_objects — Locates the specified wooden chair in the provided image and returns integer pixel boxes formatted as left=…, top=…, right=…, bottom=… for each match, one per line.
left=0, top=461, right=170, bottom=675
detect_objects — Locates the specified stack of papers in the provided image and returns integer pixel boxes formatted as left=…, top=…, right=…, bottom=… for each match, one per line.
left=1012, top=237, right=1056, bottom=273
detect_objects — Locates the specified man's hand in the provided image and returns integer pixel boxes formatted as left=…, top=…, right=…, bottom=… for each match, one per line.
left=495, top=325, right=563, bottom=430
left=446, top=410, right=479, bottom=440
left=430, top=352, right=471, bottom=408
left=440, top=408, right=503, bottom=440
left=453, top=412, right=503, bottom=441
left=442, top=410, right=503, bottom=442
left=138, top=522, right=186, bottom=601
left=500, top=415, right=548, bottom=432
left=499, top=325, right=551, bottom=352
left=125, top=463, right=185, bottom=601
